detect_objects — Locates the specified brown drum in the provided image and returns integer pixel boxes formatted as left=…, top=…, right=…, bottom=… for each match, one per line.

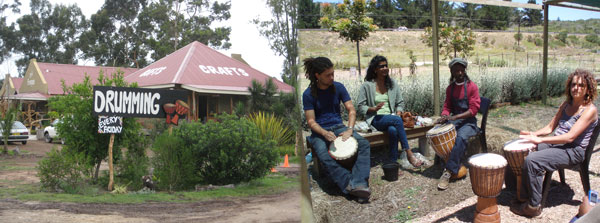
left=426, top=123, right=456, bottom=162
left=329, top=137, right=358, bottom=169
left=427, top=123, right=467, bottom=179
left=468, top=153, right=507, bottom=223
left=503, top=139, right=537, bottom=202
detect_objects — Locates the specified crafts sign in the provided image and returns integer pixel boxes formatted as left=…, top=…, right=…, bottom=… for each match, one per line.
left=98, top=116, right=123, bottom=134
left=93, top=86, right=187, bottom=118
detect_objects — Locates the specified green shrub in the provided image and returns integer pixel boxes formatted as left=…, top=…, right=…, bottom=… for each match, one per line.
left=534, top=38, right=543, bottom=47
left=161, top=114, right=278, bottom=187
left=152, top=132, right=196, bottom=191
left=116, top=135, right=149, bottom=191
left=37, top=148, right=93, bottom=193
left=585, top=34, right=599, bottom=45
left=184, top=114, right=278, bottom=185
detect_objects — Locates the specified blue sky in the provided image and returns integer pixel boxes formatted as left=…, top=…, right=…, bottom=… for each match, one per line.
left=314, top=0, right=600, bottom=21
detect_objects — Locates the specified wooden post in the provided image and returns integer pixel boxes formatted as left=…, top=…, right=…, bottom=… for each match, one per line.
left=108, top=133, right=115, bottom=191
left=432, top=0, right=440, bottom=116
left=526, top=52, right=529, bottom=66
left=542, top=3, right=549, bottom=104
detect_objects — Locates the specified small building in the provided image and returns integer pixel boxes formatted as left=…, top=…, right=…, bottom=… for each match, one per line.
left=124, top=41, right=294, bottom=122
left=0, top=59, right=138, bottom=127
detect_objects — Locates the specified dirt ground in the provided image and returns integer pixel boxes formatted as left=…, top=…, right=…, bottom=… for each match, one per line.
left=0, top=140, right=301, bottom=223
left=308, top=98, right=600, bottom=222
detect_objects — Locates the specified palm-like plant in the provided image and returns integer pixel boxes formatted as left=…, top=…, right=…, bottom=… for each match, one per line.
left=247, top=111, right=294, bottom=146
left=0, top=103, right=18, bottom=154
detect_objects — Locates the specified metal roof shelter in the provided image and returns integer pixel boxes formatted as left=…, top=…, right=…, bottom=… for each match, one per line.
left=430, top=0, right=600, bottom=114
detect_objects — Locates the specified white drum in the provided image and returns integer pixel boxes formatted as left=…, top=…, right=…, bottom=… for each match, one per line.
left=468, top=153, right=507, bottom=223
left=503, top=139, right=537, bottom=203
left=329, top=137, right=358, bottom=169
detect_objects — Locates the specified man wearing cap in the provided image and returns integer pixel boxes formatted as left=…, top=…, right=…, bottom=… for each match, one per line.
left=435, top=58, right=481, bottom=190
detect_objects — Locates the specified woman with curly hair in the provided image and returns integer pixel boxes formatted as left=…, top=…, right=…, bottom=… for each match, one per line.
left=512, top=69, right=598, bottom=218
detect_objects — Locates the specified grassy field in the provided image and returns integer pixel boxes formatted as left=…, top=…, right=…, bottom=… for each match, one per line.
left=299, top=30, right=600, bottom=71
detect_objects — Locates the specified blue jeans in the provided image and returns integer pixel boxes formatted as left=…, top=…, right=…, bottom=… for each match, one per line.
left=446, top=118, right=478, bottom=174
left=309, top=124, right=370, bottom=194
left=370, top=115, right=410, bottom=163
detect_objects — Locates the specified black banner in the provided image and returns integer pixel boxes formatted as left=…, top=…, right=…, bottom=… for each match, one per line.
left=93, top=86, right=188, bottom=118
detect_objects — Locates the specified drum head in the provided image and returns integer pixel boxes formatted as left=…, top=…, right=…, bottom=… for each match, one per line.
left=427, top=123, right=455, bottom=136
left=329, top=137, right=358, bottom=160
left=503, top=139, right=536, bottom=152
left=469, top=153, right=507, bottom=168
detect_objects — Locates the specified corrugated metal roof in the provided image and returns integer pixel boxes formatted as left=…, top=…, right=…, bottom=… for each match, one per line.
left=124, top=41, right=294, bottom=94
left=11, top=78, right=23, bottom=91
left=37, top=63, right=138, bottom=95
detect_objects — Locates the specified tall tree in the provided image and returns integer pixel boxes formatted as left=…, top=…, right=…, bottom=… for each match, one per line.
left=253, top=0, right=298, bottom=87
left=422, top=22, right=476, bottom=60
left=395, top=0, right=454, bottom=29
left=475, top=5, right=512, bottom=30
left=13, top=0, right=87, bottom=75
left=320, top=0, right=378, bottom=77
left=372, top=0, right=398, bottom=29
left=0, top=0, right=21, bottom=66
left=80, top=0, right=231, bottom=68
left=298, top=0, right=319, bottom=29
left=456, top=2, right=478, bottom=29
left=523, top=0, right=542, bottom=27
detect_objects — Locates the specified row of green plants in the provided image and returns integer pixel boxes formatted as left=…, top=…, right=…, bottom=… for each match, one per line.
left=337, top=67, right=571, bottom=117
left=36, top=73, right=296, bottom=194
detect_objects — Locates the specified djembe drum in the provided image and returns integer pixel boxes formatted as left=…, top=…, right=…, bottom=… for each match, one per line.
left=426, top=123, right=467, bottom=179
left=329, top=136, right=358, bottom=169
left=468, top=153, right=507, bottom=223
left=503, top=139, right=537, bottom=202
left=163, top=103, right=176, bottom=124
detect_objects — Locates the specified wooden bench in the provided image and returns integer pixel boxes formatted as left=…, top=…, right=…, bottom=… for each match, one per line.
left=307, top=125, right=435, bottom=177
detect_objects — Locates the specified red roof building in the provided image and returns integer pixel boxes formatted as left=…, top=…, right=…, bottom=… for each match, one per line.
left=125, top=41, right=294, bottom=121
left=0, top=59, right=139, bottom=127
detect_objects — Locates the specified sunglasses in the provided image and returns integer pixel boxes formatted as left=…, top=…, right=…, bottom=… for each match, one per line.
left=377, top=64, right=388, bottom=69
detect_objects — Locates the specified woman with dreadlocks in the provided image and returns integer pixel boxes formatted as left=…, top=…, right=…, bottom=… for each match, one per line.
left=302, top=56, right=371, bottom=203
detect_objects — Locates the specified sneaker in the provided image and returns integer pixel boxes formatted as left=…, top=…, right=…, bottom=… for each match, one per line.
left=437, top=170, right=451, bottom=190
left=510, top=203, right=542, bottom=218
left=349, top=186, right=371, bottom=199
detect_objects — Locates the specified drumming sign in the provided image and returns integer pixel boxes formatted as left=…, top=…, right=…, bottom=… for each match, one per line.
left=98, top=116, right=123, bottom=134
left=93, top=86, right=187, bottom=118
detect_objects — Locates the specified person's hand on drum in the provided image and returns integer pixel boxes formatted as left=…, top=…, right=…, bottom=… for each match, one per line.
left=435, top=115, right=450, bottom=124
left=519, top=134, right=542, bottom=144
left=519, top=130, right=536, bottom=136
left=340, top=128, right=353, bottom=141
left=323, top=131, right=337, bottom=142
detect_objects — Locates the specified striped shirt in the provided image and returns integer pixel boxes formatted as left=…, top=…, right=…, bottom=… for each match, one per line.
left=555, top=106, right=598, bottom=149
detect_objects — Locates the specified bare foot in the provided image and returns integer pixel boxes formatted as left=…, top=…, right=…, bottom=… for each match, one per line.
left=406, top=150, right=423, bottom=167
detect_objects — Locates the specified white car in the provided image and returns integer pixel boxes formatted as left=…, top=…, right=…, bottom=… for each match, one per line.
left=395, top=26, right=408, bottom=31
left=44, top=119, right=64, bottom=144
left=0, top=121, right=29, bottom=145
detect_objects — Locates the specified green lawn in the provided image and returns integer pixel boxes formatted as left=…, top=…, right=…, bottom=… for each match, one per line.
left=0, top=174, right=298, bottom=204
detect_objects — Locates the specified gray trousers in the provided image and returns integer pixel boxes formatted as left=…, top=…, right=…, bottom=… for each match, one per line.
left=575, top=204, right=600, bottom=223
left=520, top=143, right=586, bottom=206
